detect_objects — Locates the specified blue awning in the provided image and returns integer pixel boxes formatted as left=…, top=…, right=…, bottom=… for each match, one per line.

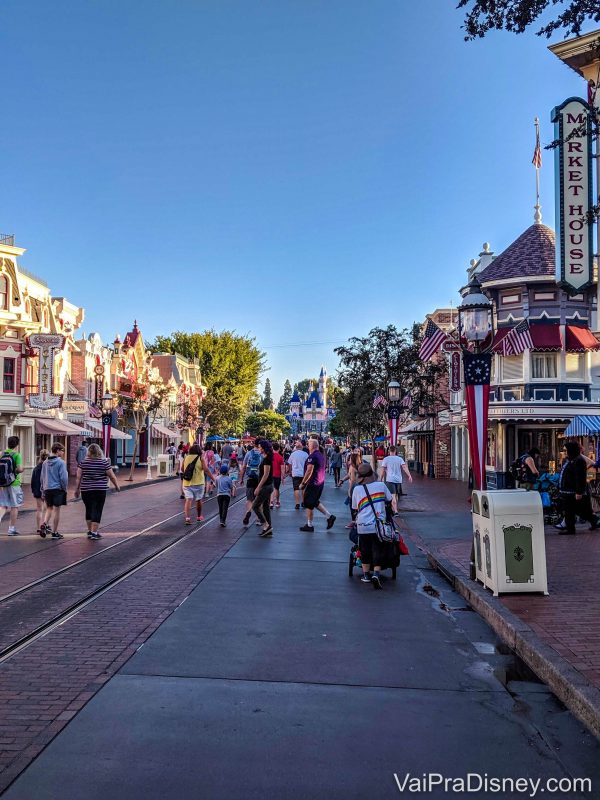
left=564, top=415, right=600, bottom=437
left=205, top=435, right=225, bottom=442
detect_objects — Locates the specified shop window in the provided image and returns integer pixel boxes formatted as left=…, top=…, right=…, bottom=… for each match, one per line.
left=531, top=353, right=557, bottom=379
left=3, top=358, right=15, bottom=393
left=533, top=389, right=555, bottom=401
left=0, top=275, right=8, bottom=311
left=565, top=353, right=585, bottom=380
left=501, top=355, right=523, bottom=382
left=568, top=389, right=585, bottom=401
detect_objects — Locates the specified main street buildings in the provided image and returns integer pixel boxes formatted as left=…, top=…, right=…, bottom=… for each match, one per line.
left=0, top=233, right=206, bottom=482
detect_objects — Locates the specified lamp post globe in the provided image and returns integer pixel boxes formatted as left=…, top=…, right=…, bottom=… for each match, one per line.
left=458, top=275, right=493, bottom=350
left=387, top=380, right=401, bottom=404
left=101, top=391, right=114, bottom=413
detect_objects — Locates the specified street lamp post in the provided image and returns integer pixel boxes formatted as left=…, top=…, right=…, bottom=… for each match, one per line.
left=457, top=274, right=494, bottom=580
left=387, top=379, right=401, bottom=450
left=100, top=391, right=114, bottom=459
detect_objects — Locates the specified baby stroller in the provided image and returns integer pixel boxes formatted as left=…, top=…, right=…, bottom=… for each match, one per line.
left=532, top=472, right=562, bottom=525
left=348, top=519, right=403, bottom=580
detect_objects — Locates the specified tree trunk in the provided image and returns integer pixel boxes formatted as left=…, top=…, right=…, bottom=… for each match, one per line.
left=127, top=432, right=139, bottom=482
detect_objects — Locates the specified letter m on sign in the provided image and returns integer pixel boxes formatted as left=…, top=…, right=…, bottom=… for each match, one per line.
left=552, top=97, right=593, bottom=293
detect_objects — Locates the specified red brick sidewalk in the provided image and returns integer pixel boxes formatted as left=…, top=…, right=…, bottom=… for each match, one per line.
left=401, top=475, right=600, bottom=692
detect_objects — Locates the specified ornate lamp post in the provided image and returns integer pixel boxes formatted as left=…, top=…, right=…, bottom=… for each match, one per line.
left=100, top=391, right=114, bottom=458
left=458, top=275, right=494, bottom=581
left=387, top=379, right=401, bottom=449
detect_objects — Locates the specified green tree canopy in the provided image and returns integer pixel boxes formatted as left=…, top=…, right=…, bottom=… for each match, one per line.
left=262, top=378, right=274, bottom=410
left=245, top=410, right=290, bottom=440
left=276, top=379, right=293, bottom=415
left=457, top=0, right=599, bottom=39
left=148, top=330, right=265, bottom=434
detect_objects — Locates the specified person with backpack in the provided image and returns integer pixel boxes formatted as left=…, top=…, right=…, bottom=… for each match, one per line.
left=351, top=463, right=393, bottom=590
left=76, top=439, right=89, bottom=467
left=182, top=444, right=214, bottom=525
left=216, top=463, right=236, bottom=527
left=40, top=442, right=69, bottom=539
left=559, top=440, right=599, bottom=535
left=31, top=449, right=49, bottom=537
left=510, top=447, right=540, bottom=489
left=240, top=441, right=263, bottom=526
left=0, top=435, right=25, bottom=535
left=252, top=439, right=274, bottom=537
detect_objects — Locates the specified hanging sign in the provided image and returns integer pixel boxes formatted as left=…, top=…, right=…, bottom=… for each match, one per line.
left=26, top=334, right=65, bottom=410
left=552, top=97, right=593, bottom=292
left=451, top=351, right=461, bottom=392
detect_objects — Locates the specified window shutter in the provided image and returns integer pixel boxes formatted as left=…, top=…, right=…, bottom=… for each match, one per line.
left=501, top=355, right=523, bottom=382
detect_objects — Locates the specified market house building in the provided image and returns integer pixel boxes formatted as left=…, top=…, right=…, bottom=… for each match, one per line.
left=449, top=219, right=600, bottom=486
left=152, top=352, right=206, bottom=445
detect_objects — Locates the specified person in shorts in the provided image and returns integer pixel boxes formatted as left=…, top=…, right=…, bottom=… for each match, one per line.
left=240, top=441, right=263, bottom=526
left=287, top=440, right=308, bottom=510
left=381, top=446, right=412, bottom=514
left=182, top=445, right=213, bottom=525
left=299, top=438, right=336, bottom=532
left=270, top=442, right=285, bottom=509
left=40, top=442, right=69, bottom=539
left=0, top=435, right=25, bottom=536
left=352, top=463, right=393, bottom=590
left=31, top=449, right=49, bottom=536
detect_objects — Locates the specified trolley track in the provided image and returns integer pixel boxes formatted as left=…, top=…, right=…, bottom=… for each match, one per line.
left=0, top=493, right=245, bottom=664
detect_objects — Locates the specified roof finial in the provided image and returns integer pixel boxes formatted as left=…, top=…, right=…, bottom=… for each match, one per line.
left=532, top=117, right=542, bottom=224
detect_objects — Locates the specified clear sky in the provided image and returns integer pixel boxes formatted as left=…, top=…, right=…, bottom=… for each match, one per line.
left=0, top=0, right=590, bottom=402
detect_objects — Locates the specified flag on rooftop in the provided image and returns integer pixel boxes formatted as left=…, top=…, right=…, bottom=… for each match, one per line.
left=532, top=126, right=542, bottom=169
left=419, top=319, right=448, bottom=362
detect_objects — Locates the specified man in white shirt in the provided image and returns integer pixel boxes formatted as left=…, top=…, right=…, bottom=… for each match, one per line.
left=286, top=440, right=309, bottom=510
left=381, top=446, right=412, bottom=514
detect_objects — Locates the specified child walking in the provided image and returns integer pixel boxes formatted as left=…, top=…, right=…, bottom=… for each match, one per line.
left=216, top=464, right=236, bottom=527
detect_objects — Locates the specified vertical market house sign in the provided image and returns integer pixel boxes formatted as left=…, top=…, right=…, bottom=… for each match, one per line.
left=26, top=333, right=65, bottom=410
left=552, top=97, right=594, bottom=293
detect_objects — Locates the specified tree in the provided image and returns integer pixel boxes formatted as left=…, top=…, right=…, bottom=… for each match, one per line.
left=276, top=379, right=293, bottom=415
left=262, top=378, right=274, bottom=410
left=457, top=0, right=600, bottom=40
left=116, top=373, right=171, bottom=482
left=245, top=410, right=290, bottom=440
left=148, top=331, right=265, bottom=434
left=334, top=325, right=447, bottom=462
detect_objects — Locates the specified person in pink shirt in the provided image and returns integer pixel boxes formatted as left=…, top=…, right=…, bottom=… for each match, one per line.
left=270, top=442, right=285, bottom=509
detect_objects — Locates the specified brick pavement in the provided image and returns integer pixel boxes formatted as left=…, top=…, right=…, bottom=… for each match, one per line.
left=0, top=490, right=247, bottom=793
left=401, top=474, right=600, bottom=693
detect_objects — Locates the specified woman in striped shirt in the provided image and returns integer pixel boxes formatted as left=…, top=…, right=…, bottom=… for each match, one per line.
left=74, top=443, right=120, bottom=540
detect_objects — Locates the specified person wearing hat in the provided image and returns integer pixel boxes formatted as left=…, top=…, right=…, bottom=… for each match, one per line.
left=351, top=463, right=393, bottom=590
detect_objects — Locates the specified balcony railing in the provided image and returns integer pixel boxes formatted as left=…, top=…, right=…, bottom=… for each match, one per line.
left=0, top=234, right=14, bottom=246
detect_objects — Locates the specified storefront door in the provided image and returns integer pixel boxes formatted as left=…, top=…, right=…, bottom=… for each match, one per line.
left=517, top=429, right=559, bottom=473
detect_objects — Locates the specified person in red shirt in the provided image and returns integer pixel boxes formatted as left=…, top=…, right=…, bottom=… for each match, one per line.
left=270, top=442, right=285, bottom=509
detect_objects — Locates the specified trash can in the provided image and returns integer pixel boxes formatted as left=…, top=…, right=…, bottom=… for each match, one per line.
left=471, top=489, right=548, bottom=596
left=157, top=454, right=172, bottom=477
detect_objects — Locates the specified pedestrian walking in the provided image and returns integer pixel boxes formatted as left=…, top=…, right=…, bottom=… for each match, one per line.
left=76, top=438, right=89, bottom=467
left=240, top=441, right=263, bottom=526
left=177, top=447, right=186, bottom=499
left=182, top=445, right=213, bottom=525
left=330, top=445, right=343, bottom=487
left=221, top=440, right=233, bottom=467
left=299, top=438, right=336, bottom=532
left=166, top=441, right=177, bottom=472
left=216, top=464, right=236, bottom=527
left=351, top=463, right=393, bottom=590
left=0, top=435, right=25, bottom=536
left=40, top=442, right=68, bottom=539
left=287, top=440, right=308, bottom=510
left=558, top=440, right=599, bottom=535
left=381, top=446, right=412, bottom=514
left=74, top=444, right=120, bottom=540
left=270, top=442, right=285, bottom=509
left=252, top=439, right=274, bottom=537
left=339, top=451, right=362, bottom=528
left=31, top=449, right=49, bottom=536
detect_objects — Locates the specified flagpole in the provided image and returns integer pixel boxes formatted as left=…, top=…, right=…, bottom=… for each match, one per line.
left=534, top=117, right=542, bottom=224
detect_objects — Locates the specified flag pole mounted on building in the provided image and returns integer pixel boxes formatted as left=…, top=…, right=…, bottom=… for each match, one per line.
left=532, top=116, right=542, bottom=224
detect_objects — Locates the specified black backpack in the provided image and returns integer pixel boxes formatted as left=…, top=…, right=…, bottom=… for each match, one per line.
left=183, top=455, right=201, bottom=482
left=0, top=452, right=16, bottom=487
left=509, top=455, right=529, bottom=484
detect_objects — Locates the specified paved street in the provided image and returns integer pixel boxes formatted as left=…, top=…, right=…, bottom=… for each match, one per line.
left=1, top=478, right=599, bottom=799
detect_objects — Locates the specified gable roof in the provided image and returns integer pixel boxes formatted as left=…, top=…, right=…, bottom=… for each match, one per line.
left=478, top=224, right=555, bottom=284
left=305, top=390, right=322, bottom=408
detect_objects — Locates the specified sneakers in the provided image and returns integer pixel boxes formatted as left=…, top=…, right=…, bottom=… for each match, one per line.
left=220, top=521, right=226, bottom=527
left=371, top=573, right=383, bottom=590
left=197, top=516, right=205, bottom=522
left=7, top=529, right=19, bottom=536
left=360, top=573, right=372, bottom=583
left=39, top=523, right=48, bottom=538
left=185, top=518, right=192, bottom=525
left=51, top=531, right=64, bottom=540
left=276, top=502, right=281, bottom=508
left=259, top=527, right=273, bottom=537
left=242, top=512, right=251, bottom=526
left=299, top=524, right=314, bottom=532
left=88, top=532, right=101, bottom=540
left=326, top=514, right=336, bottom=530
left=269, top=503, right=274, bottom=509
left=295, top=504, right=300, bottom=510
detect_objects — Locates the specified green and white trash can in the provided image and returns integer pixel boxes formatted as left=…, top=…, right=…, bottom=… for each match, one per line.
left=156, top=454, right=172, bottom=477
left=471, top=489, right=549, bottom=596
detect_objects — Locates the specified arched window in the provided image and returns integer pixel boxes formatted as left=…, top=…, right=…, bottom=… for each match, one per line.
left=0, top=276, right=8, bottom=311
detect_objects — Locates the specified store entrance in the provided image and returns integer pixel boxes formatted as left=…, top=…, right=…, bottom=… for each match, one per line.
left=517, top=428, right=560, bottom=473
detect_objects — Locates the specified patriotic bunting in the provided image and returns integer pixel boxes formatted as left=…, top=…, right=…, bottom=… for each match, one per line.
left=463, top=352, right=491, bottom=491
left=388, top=404, right=400, bottom=446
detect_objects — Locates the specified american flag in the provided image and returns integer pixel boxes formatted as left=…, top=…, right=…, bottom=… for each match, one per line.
left=499, top=320, right=533, bottom=356
left=372, top=393, right=388, bottom=409
left=419, top=319, right=448, bottom=362
left=115, top=404, right=124, bottom=419
left=532, top=128, right=542, bottom=169
left=89, top=402, right=102, bottom=419
left=400, top=393, right=411, bottom=408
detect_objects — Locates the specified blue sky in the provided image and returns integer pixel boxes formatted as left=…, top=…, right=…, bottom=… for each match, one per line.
left=0, top=0, right=590, bottom=401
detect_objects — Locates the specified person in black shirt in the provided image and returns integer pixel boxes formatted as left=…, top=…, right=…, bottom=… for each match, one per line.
left=253, top=439, right=274, bottom=538
left=559, top=440, right=599, bottom=535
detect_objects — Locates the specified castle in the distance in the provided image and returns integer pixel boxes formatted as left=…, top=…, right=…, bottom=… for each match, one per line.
left=287, top=366, right=334, bottom=435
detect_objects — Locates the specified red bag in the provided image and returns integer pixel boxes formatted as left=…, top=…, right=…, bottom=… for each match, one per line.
left=398, top=536, right=409, bottom=556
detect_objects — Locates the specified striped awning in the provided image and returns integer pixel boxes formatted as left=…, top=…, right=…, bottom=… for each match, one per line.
left=564, top=415, right=600, bottom=437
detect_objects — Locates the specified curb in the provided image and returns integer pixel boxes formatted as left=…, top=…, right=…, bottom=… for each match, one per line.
left=411, top=533, right=600, bottom=741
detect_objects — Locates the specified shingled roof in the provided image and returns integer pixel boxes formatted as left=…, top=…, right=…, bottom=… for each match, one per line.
left=478, top=223, right=555, bottom=284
